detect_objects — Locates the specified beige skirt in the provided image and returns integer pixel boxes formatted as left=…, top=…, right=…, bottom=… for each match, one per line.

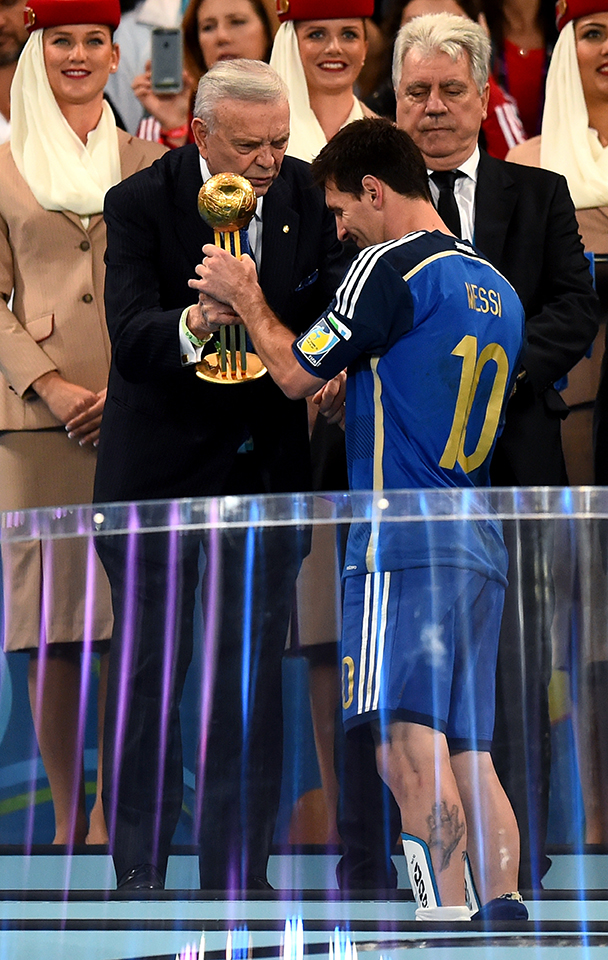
left=0, top=429, right=113, bottom=651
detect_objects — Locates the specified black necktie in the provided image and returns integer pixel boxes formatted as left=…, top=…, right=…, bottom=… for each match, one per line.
left=430, top=170, right=462, bottom=238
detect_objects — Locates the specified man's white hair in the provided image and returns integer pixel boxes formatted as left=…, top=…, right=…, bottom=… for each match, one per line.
left=392, top=12, right=491, bottom=95
left=194, top=59, right=288, bottom=129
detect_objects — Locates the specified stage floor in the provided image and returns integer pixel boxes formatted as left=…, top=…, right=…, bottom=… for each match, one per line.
left=1, top=851, right=608, bottom=960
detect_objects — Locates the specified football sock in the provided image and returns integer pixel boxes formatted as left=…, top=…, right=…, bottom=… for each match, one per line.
left=401, top=832, right=441, bottom=909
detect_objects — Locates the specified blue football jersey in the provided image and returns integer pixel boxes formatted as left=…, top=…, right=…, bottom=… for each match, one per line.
left=293, top=230, right=525, bottom=580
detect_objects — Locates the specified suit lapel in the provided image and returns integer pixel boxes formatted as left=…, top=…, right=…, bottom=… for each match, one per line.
left=259, top=174, right=299, bottom=309
left=60, top=209, right=100, bottom=233
left=474, top=151, right=517, bottom=267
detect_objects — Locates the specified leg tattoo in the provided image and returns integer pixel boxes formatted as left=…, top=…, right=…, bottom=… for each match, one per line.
left=427, top=801, right=465, bottom=872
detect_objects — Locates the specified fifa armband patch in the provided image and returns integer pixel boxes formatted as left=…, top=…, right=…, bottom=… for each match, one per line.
left=296, top=312, right=352, bottom=369
left=296, top=317, right=341, bottom=368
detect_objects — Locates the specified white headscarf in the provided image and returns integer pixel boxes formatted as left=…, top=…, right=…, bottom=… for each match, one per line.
left=10, top=29, right=121, bottom=215
left=269, top=20, right=364, bottom=163
left=540, top=20, right=608, bottom=209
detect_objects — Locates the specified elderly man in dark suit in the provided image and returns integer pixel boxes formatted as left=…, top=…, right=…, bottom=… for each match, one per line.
left=94, top=58, right=350, bottom=892
left=337, top=12, right=599, bottom=895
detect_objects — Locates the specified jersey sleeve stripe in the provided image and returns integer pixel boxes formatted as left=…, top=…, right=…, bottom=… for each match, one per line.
left=335, top=232, right=425, bottom=319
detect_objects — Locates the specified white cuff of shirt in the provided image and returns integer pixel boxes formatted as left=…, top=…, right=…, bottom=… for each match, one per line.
left=179, top=306, right=212, bottom=365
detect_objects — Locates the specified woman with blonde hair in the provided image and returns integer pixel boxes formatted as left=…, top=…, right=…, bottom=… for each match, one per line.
left=0, top=0, right=164, bottom=844
left=270, top=0, right=375, bottom=162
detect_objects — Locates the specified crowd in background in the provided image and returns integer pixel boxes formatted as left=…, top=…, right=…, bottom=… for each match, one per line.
left=98, top=0, right=551, bottom=161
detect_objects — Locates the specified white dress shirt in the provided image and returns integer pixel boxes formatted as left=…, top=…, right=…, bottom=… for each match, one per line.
left=427, top=146, right=479, bottom=243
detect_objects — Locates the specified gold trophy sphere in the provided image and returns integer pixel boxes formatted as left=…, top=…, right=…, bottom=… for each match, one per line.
left=197, top=172, right=257, bottom=231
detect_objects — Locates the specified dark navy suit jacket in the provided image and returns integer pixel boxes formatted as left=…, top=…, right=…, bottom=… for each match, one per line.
left=95, top=145, right=350, bottom=503
left=473, top=151, right=599, bottom=485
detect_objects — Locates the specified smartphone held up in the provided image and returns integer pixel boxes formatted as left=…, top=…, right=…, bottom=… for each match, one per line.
left=151, top=27, right=183, bottom=94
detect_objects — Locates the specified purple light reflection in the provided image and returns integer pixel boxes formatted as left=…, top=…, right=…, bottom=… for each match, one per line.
left=107, top=502, right=140, bottom=855
left=24, top=538, right=52, bottom=856
left=193, top=499, right=221, bottom=849
left=237, top=517, right=256, bottom=889
left=57, top=533, right=98, bottom=890
left=152, top=500, right=181, bottom=869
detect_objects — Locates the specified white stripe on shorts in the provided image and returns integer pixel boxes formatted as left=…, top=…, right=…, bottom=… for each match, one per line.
left=373, top=573, right=391, bottom=711
left=357, top=571, right=391, bottom=715
left=357, top=575, right=372, bottom=714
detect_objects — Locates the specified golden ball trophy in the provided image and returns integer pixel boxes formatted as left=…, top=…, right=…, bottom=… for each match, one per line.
left=195, top=172, right=267, bottom=383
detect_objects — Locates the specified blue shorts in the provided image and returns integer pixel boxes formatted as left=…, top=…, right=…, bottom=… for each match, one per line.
left=340, top=567, right=505, bottom=750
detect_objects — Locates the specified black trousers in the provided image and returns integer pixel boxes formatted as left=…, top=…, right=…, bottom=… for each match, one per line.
left=99, top=524, right=302, bottom=889
left=335, top=722, right=401, bottom=891
left=491, top=519, right=554, bottom=889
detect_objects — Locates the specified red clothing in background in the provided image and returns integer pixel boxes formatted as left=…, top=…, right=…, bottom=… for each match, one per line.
left=499, top=39, right=546, bottom=138
left=484, top=74, right=527, bottom=160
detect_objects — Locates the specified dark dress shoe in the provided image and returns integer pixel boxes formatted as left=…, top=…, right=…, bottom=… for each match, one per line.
left=199, top=875, right=274, bottom=893
left=247, top=876, right=274, bottom=890
left=336, top=853, right=399, bottom=893
left=117, top=864, right=165, bottom=891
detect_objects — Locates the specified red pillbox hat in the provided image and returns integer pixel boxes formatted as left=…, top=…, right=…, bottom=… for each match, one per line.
left=556, top=0, right=608, bottom=31
left=276, top=0, right=374, bottom=22
left=24, top=0, right=121, bottom=31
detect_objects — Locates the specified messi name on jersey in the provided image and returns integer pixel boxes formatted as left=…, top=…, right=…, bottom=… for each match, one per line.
left=465, top=283, right=502, bottom=316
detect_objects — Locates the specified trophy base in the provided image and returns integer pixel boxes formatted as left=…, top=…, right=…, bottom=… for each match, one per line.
left=195, top=352, right=267, bottom=384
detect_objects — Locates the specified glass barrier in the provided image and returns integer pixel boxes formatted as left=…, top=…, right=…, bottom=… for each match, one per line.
left=0, top=486, right=607, bottom=900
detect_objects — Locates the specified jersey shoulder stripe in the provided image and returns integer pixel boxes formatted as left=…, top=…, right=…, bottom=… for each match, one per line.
left=402, top=248, right=519, bottom=297
left=335, top=231, right=425, bottom=320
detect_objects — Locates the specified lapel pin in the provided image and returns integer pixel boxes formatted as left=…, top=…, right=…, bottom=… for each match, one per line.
left=283, top=224, right=290, bottom=233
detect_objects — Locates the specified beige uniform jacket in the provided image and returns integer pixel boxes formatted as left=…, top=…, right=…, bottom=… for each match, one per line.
left=0, top=129, right=166, bottom=431
left=508, top=136, right=608, bottom=254
left=507, top=134, right=607, bottom=487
